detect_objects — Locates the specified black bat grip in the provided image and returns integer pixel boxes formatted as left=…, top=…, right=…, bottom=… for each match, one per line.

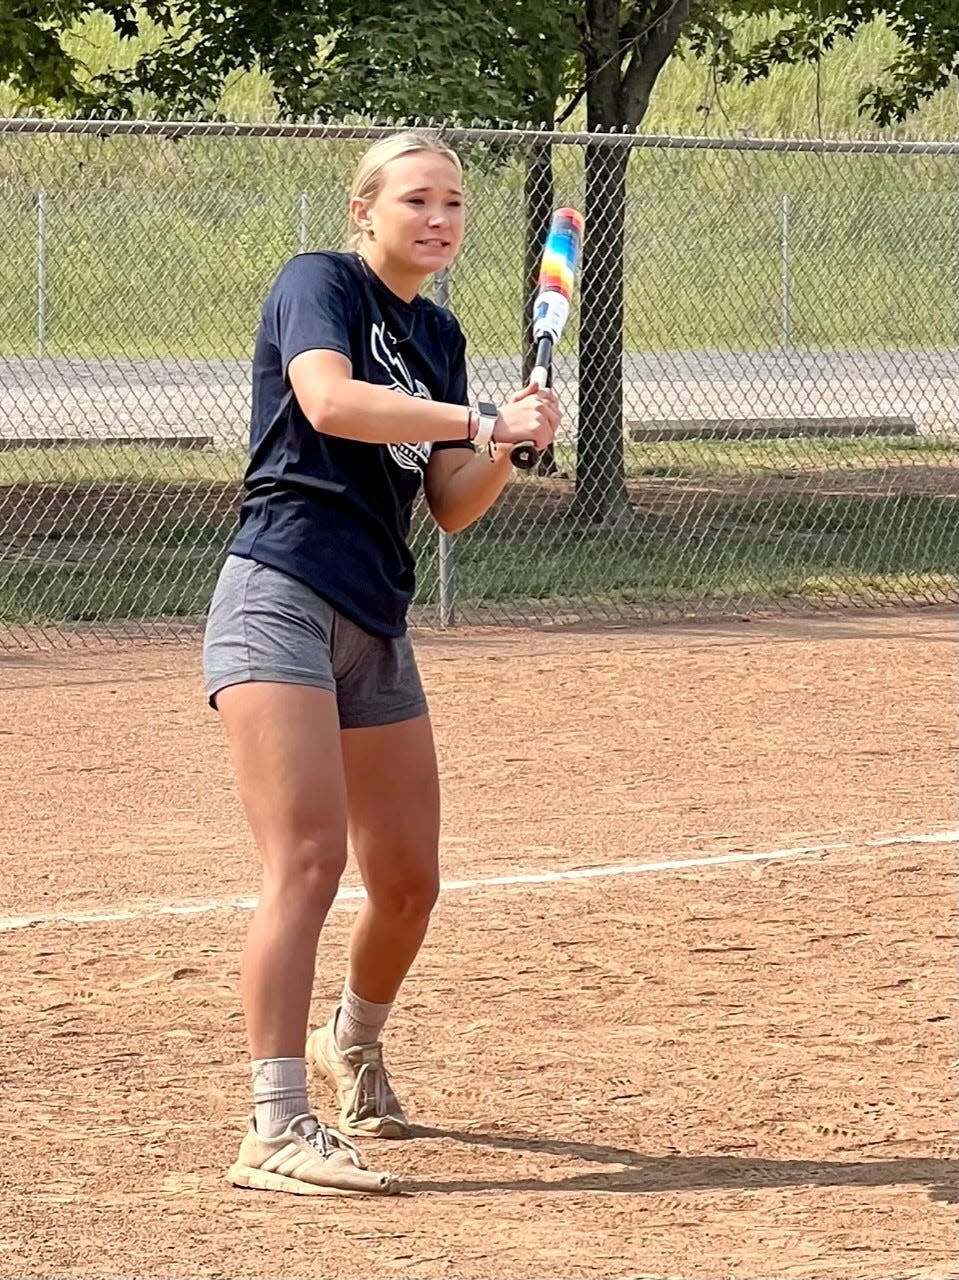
left=509, top=336, right=553, bottom=470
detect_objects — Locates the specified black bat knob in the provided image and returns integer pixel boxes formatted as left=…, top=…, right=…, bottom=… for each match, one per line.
left=510, top=443, right=539, bottom=470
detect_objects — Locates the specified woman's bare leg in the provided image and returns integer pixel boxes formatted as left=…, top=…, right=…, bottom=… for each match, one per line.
left=215, top=682, right=348, bottom=1059
left=307, top=713, right=440, bottom=1137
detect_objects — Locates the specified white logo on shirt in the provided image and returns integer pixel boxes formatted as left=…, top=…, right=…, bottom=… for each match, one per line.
left=369, top=321, right=432, bottom=474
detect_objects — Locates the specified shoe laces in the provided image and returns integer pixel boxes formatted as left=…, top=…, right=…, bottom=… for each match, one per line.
left=351, top=1053, right=393, bottom=1121
left=305, top=1119, right=364, bottom=1168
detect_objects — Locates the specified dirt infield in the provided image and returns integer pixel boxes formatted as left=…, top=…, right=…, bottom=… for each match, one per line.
left=0, top=608, right=956, bottom=1278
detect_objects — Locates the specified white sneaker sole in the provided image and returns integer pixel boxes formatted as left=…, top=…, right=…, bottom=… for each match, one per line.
left=227, top=1161, right=401, bottom=1196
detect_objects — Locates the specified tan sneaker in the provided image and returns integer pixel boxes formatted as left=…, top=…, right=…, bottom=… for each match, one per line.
left=227, top=1113, right=401, bottom=1196
left=307, top=1014, right=411, bottom=1139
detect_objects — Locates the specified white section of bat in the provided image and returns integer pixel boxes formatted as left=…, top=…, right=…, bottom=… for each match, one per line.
left=532, top=290, right=571, bottom=343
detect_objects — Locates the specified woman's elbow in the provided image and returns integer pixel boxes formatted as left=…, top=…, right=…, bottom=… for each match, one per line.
left=305, top=392, right=339, bottom=435
left=432, top=504, right=470, bottom=535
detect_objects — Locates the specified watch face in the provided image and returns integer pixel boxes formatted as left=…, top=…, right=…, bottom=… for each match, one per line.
left=478, top=401, right=497, bottom=418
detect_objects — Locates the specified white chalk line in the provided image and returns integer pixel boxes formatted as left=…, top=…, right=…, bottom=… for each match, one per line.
left=1, top=828, right=956, bottom=936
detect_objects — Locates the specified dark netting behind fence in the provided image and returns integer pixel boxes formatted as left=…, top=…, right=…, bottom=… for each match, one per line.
left=0, top=119, right=956, bottom=645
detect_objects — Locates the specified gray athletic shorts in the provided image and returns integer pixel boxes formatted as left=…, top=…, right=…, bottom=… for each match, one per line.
left=202, top=555, right=427, bottom=729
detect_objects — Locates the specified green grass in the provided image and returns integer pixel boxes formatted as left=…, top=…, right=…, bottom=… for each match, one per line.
left=643, top=15, right=959, bottom=140
left=561, top=435, right=959, bottom=478
left=0, top=445, right=247, bottom=485
left=0, top=435, right=953, bottom=488
left=0, top=142, right=954, bottom=357
left=0, top=520, right=226, bottom=623
left=441, top=493, right=958, bottom=609
left=1, top=487, right=954, bottom=623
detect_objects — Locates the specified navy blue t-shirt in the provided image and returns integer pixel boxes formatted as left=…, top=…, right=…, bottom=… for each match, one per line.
left=228, top=250, right=472, bottom=636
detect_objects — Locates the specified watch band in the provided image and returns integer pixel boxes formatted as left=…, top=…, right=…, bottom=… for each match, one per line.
left=473, top=400, right=497, bottom=451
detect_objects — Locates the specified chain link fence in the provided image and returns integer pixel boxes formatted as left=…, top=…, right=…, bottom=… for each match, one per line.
left=0, top=118, right=957, bottom=645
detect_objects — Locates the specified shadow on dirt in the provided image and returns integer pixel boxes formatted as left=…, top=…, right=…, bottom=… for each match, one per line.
left=409, top=1125, right=958, bottom=1202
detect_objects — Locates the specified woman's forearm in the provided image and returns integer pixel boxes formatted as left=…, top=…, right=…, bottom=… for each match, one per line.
left=430, top=447, right=514, bottom=533
left=300, top=368, right=472, bottom=445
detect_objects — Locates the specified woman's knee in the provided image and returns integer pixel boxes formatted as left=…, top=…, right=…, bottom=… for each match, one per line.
left=261, top=833, right=348, bottom=913
left=367, top=862, right=440, bottom=922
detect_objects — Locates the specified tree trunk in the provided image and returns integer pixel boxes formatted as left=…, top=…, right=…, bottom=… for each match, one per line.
left=574, top=140, right=630, bottom=522
left=522, top=135, right=558, bottom=475
left=573, top=0, right=631, bottom=522
left=572, top=1, right=689, bottom=520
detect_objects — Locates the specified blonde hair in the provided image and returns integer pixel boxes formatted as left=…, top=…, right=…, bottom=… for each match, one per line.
left=347, top=131, right=463, bottom=249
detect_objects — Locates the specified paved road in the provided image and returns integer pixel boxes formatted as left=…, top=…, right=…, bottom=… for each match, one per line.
left=2, top=349, right=957, bottom=448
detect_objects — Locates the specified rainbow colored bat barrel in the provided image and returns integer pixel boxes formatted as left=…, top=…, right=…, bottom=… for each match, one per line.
left=532, top=207, right=585, bottom=344
left=537, top=207, right=585, bottom=299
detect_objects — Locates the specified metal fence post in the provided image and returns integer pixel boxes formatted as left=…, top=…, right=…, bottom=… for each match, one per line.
left=437, top=522, right=455, bottom=628
left=780, top=192, right=791, bottom=349
left=434, top=267, right=456, bottom=627
left=298, top=191, right=309, bottom=253
left=37, top=189, right=48, bottom=357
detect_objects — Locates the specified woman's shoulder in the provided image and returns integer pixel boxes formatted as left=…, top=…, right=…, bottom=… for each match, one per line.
left=418, top=295, right=466, bottom=345
left=274, top=249, right=361, bottom=292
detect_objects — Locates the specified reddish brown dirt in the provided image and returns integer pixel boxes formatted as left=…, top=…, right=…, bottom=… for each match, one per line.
left=0, top=608, right=956, bottom=1278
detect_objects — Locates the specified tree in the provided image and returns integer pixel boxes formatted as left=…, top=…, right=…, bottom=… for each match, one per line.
left=6, top=3, right=958, bottom=128
left=6, top=2, right=959, bottom=515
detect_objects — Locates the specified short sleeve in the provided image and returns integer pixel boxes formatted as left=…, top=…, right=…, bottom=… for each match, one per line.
left=445, top=320, right=468, bottom=406
left=433, top=316, right=474, bottom=453
left=265, top=254, right=355, bottom=380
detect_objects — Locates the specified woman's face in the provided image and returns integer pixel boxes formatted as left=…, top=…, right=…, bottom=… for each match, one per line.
left=352, top=151, right=465, bottom=279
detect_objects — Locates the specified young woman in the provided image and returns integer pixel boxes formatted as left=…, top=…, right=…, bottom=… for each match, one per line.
left=203, top=130, right=560, bottom=1197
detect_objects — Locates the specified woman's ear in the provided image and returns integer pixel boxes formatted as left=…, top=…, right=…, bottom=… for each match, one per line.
left=349, top=196, right=374, bottom=238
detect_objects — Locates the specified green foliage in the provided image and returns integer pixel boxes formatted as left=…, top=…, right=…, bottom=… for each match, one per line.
left=289, top=1, right=580, bottom=126
left=0, top=0, right=89, bottom=105
left=2, top=2, right=957, bottom=130
left=1, top=0, right=580, bottom=124
left=700, top=2, right=959, bottom=127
